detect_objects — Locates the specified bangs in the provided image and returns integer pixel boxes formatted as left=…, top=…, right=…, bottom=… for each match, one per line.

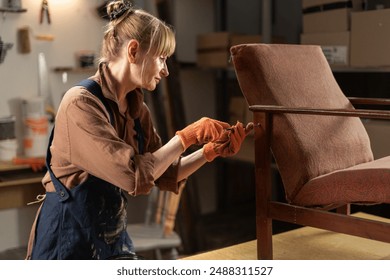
left=149, top=23, right=176, bottom=57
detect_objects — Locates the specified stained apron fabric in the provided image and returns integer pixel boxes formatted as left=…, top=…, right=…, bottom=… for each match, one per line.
left=30, top=79, right=141, bottom=259
left=31, top=128, right=134, bottom=259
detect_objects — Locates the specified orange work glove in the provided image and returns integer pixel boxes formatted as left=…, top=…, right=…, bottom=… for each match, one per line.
left=176, top=117, right=231, bottom=150
left=203, top=122, right=253, bottom=162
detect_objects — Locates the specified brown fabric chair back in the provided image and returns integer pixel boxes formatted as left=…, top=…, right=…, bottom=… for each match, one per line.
left=231, top=44, right=373, bottom=202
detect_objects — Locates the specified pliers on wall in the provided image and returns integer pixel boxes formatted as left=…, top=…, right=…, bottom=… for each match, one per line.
left=40, top=0, right=51, bottom=24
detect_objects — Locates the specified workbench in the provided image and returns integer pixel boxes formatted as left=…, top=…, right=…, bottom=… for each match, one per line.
left=0, top=161, right=45, bottom=210
left=182, top=212, right=390, bottom=260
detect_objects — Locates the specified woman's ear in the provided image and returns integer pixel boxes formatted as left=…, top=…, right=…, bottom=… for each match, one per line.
left=127, top=39, right=139, bottom=63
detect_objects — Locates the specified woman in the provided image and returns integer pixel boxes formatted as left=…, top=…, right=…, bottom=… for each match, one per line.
left=26, top=0, right=250, bottom=260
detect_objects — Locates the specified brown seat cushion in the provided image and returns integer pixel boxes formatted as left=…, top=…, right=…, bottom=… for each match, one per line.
left=230, top=44, right=380, bottom=205
left=295, top=156, right=390, bottom=206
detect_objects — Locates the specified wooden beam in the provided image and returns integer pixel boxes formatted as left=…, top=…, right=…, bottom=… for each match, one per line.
left=269, top=201, right=390, bottom=243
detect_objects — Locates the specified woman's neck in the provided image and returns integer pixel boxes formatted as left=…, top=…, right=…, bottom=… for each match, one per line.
left=107, top=59, right=136, bottom=114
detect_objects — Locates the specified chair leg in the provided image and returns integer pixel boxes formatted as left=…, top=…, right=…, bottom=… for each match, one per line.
left=168, top=248, right=179, bottom=260
left=255, top=112, right=274, bottom=259
left=155, top=249, right=162, bottom=260
left=153, top=248, right=178, bottom=260
left=336, top=204, right=351, bottom=215
left=257, top=216, right=273, bottom=260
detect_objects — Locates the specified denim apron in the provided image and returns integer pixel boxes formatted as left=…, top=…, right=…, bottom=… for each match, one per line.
left=30, top=80, right=143, bottom=259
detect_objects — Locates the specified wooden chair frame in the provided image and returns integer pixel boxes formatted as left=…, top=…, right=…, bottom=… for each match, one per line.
left=250, top=97, right=390, bottom=260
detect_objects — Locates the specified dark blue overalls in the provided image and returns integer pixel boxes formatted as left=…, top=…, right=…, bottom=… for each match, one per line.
left=31, top=80, right=142, bottom=259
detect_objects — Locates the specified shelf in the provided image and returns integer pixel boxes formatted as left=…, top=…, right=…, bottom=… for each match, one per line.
left=0, top=162, right=45, bottom=188
left=0, top=160, right=30, bottom=172
left=0, top=7, right=27, bottom=13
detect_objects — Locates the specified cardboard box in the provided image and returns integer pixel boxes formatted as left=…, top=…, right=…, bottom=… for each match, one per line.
left=197, top=32, right=261, bottom=68
left=365, top=0, right=390, bottom=10
left=197, top=32, right=231, bottom=50
left=302, top=1, right=363, bottom=34
left=303, top=8, right=351, bottom=33
left=302, top=0, right=363, bottom=9
left=350, top=9, right=390, bottom=67
left=301, top=32, right=350, bottom=66
left=302, top=0, right=334, bottom=8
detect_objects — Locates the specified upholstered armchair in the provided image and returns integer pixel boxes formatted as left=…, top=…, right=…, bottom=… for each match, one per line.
left=230, top=43, right=390, bottom=259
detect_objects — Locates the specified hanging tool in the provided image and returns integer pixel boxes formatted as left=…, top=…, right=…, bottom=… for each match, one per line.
left=40, top=0, right=51, bottom=24
left=0, top=36, right=13, bottom=64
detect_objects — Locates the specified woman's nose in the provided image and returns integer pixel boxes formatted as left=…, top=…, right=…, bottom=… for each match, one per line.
left=161, top=63, right=169, bottom=77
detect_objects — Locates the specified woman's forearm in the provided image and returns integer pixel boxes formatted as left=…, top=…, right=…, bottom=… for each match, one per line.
left=152, top=135, right=184, bottom=180
left=176, top=148, right=207, bottom=182
left=152, top=135, right=208, bottom=182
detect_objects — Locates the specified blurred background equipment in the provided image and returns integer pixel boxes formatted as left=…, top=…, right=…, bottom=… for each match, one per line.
left=0, top=116, right=17, bottom=161
left=5, top=0, right=22, bottom=10
left=76, top=50, right=95, bottom=68
left=0, top=36, right=13, bottom=64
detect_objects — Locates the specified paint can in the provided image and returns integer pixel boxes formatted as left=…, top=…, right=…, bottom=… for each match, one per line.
left=22, top=97, right=48, bottom=158
left=0, top=115, right=16, bottom=140
left=0, top=139, right=18, bottom=161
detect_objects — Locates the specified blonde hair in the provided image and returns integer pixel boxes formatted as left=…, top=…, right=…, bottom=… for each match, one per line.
left=100, top=1, right=176, bottom=63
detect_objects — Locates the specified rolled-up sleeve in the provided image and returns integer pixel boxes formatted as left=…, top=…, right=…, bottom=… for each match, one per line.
left=155, top=157, right=184, bottom=194
left=131, top=153, right=155, bottom=195
left=129, top=153, right=183, bottom=196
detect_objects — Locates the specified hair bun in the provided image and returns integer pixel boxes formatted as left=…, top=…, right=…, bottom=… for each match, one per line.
left=108, top=1, right=134, bottom=21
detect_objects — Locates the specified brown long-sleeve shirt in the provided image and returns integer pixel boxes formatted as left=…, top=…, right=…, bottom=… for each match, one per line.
left=42, top=62, right=181, bottom=195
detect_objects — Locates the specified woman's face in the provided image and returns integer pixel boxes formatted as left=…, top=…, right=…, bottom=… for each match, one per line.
left=139, top=53, right=169, bottom=91
left=126, top=40, right=170, bottom=91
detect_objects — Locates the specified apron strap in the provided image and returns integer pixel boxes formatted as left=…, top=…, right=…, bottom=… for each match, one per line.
left=78, top=79, right=115, bottom=126
left=134, top=118, right=144, bottom=154
left=46, top=126, right=70, bottom=202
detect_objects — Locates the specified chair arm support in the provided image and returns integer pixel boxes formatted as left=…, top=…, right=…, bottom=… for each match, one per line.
left=348, top=97, right=390, bottom=106
left=249, top=105, right=390, bottom=120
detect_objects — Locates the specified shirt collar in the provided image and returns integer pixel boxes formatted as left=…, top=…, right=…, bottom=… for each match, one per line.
left=93, top=62, right=144, bottom=119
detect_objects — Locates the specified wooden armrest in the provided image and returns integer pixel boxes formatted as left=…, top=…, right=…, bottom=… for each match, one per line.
left=249, top=105, right=390, bottom=120
left=348, top=97, right=390, bottom=106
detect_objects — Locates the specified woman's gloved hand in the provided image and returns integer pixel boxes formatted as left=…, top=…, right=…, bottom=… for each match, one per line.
left=203, top=121, right=254, bottom=162
left=176, top=117, right=231, bottom=150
